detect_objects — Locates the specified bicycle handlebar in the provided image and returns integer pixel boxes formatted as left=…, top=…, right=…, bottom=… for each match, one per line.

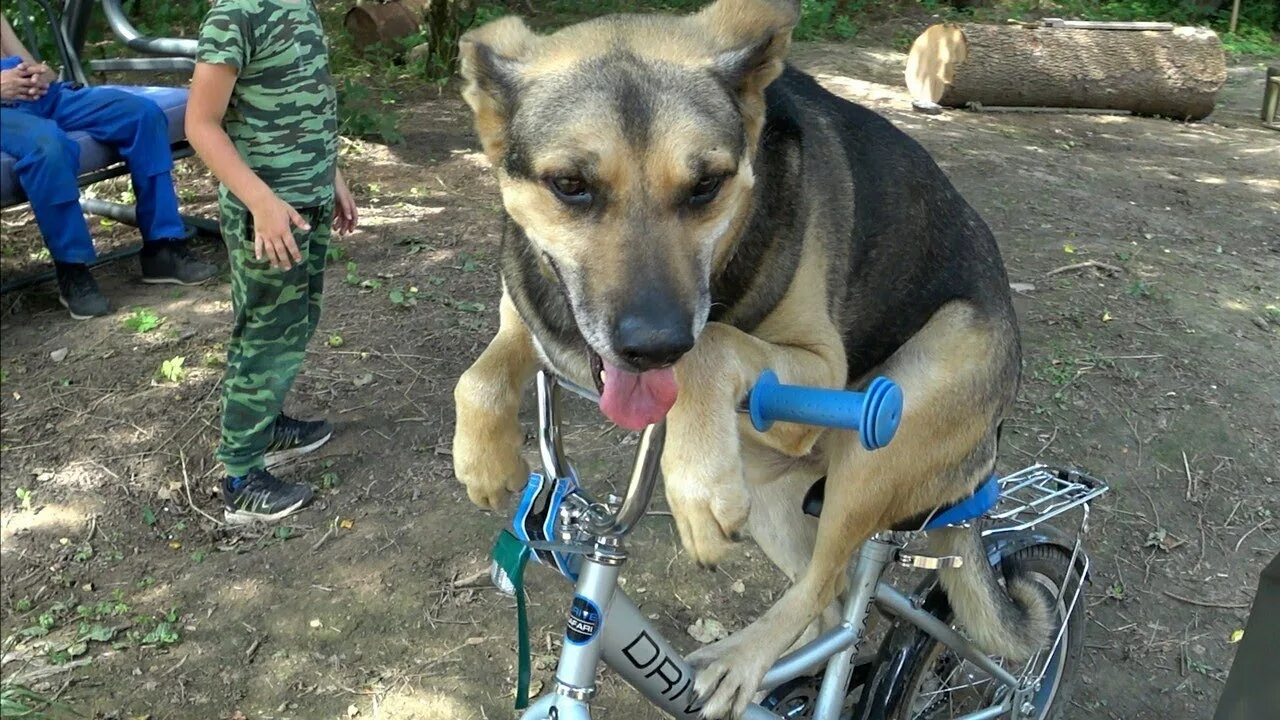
left=527, top=368, right=904, bottom=544
left=747, top=371, right=903, bottom=450
left=557, top=369, right=904, bottom=449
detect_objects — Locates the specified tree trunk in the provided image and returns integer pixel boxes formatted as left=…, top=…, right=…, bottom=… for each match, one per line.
left=905, top=23, right=1228, bottom=121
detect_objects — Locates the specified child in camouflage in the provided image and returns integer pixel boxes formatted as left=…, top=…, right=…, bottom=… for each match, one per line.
left=187, top=0, right=358, bottom=524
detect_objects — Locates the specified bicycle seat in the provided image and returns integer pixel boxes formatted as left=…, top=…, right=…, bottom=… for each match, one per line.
left=802, top=474, right=1001, bottom=531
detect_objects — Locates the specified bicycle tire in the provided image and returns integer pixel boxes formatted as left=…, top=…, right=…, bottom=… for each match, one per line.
left=888, top=543, right=1086, bottom=720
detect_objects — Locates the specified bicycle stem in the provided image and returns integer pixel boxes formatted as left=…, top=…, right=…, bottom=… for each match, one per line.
left=535, top=370, right=667, bottom=539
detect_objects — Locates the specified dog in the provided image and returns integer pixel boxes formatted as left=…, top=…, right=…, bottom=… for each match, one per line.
left=450, top=1, right=1051, bottom=716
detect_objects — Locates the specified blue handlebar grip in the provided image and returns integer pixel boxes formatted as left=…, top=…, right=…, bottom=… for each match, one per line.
left=747, top=370, right=903, bottom=450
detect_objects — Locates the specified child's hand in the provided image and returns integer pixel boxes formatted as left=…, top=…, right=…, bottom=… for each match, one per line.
left=333, top=170, right=358, bottom=235
left=0, top=63, right=43, bottom=101
left=250, top=195, right=309, bottom=270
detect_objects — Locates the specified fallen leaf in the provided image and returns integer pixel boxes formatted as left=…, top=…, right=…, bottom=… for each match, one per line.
left=347, top=705, right=360, bottom=718
left=352, top=373, right=373, bottom=387
left=1101, top=311, right=1113, bottom=322
left=50, top=347, right=69, bottom=362
left=1063, top=244, right=1077, bottom=254
left=687, top=618, right=729, bottom=644
left=309, top=618, right=322, bottom=629
left=169, top=541, right=182, bottom=550
left=731, top=580, right=745, bottom=594
left=1009, top=282, right=1036, bottom=294
left=465, top=636, right=486, bottom=645
left=1230, top=629, right=1244, bottom=643
left=339, top=518, right=354, bottom=530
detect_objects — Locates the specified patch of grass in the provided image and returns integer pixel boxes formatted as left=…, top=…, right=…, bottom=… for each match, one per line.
left=795, top=0, right=863, bottom=41
left=337, top=79, right=405, bottom=145
left=1126, top=280, right=1154, bottom=299
left=1, top=682, right=79, bottom=719
left=122, top=307, right=164, bottom=334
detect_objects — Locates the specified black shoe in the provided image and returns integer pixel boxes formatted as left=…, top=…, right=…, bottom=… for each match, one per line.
left=222, top=467, right=315, bottom=524
left=140, top=241, right=218, bottom=285
left=264, top=412, right=334, bottom=468
left=55, top=262, right=111, bottom=320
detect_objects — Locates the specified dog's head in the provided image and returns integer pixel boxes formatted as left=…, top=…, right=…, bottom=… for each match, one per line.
left=459, top=0, right=796, bottom=429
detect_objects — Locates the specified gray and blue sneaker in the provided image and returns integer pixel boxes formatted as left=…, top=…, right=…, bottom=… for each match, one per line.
left=222, top=467, right=314, bottom=524
left=264, top=412, right=333, bottom=468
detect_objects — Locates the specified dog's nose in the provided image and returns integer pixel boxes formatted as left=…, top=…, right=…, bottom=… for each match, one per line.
left=611, top=311, right=695, bottom=370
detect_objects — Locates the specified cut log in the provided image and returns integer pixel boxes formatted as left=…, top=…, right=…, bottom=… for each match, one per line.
left=906, top=23, right=1228, bottom=121
left=344, top=1, right=427, bottom=53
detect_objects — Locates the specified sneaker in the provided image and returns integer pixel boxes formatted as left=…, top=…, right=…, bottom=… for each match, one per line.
left=264, top=412, right=334, bottom=468
left=222, top=467, right=315, bottom=524
left=140, top=241, right=218, bottom=285
left=55, top=263, right=111, bottom=320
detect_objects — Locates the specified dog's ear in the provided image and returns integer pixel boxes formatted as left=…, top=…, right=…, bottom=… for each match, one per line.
left=695, top=0, right=797, bottom=143
left=459, top=16, right=536, bottom=163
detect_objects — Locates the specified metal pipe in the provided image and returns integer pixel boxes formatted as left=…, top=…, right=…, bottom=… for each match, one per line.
left=536, top=371, right=573, bottom=480
left=952, top=704, right=1012, bottom=720
left=100, top=0, right=197, bottom=57
left=875, top=584, right=1021, bottom=691
left=811, top=539, right=895, bottom=718
left=758, top=626, right=860, bottom=693
left=586, top=422, right=665, bottom=537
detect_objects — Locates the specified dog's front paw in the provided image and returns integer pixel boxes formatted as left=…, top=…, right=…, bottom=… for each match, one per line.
left=689, top=632, right=774, bottom=719
left=453, top=378, right=528, bottom=510
left=664, top=460, right=750, bottom=569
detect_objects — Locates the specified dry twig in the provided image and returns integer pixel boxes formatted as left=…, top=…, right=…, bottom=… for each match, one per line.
left=1047, top=260, right=1123, bottom=276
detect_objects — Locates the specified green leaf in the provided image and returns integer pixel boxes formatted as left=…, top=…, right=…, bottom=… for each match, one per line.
left=142, top=506, right=157, bottom=527
left=18, top=624, right=49, bottom=638
left=274, top=526, right=293, bottom=540
left=461, top=257, right=480, bottom=272
left=141, top=621, right=180, bottom=646
left=389, top=288, right=405, bottom=305
left=82, top=624, right=116, bottom=643
left=454, top=301, right=486, bottom=313
left=158, top=356, right=186, bottom=383
left=123, top=307, right=163, bottom=334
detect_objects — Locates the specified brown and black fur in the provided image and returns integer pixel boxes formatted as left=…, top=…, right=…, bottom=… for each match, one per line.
left=451, top=2, right=1051, bottom=716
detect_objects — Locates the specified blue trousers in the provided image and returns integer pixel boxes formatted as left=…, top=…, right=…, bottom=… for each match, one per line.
left=0, top=57, right=184, bottom=263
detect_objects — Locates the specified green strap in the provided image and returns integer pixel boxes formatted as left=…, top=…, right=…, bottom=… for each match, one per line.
left=491, top=530, right=533, bottom=710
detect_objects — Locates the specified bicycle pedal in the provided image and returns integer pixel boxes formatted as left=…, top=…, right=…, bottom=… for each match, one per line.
left=896, top=551, right=964, bottom=570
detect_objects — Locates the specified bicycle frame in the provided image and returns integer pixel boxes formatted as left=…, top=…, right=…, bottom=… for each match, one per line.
left=512, top=371, right=1100, bottom=720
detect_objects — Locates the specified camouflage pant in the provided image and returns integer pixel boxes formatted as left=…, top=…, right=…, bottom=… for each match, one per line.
left=216, top=200, right=332, bottom=477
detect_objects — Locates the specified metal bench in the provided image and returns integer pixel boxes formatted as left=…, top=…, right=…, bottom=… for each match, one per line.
left=0, top=0, right=218, bottom=294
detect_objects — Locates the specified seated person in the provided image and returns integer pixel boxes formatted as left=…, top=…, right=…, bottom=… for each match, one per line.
left=1, top=15, right=215, bottom=319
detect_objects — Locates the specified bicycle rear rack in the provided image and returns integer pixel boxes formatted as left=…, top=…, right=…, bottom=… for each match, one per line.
left=984, top=464, right=1108, bottom=536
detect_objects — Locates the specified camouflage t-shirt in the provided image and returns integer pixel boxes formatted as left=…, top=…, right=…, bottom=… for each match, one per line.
left=196, top=0, right=338, bottom=209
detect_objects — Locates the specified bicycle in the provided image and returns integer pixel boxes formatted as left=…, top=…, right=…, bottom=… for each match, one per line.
left=488, top=369, right=1109, bottom=720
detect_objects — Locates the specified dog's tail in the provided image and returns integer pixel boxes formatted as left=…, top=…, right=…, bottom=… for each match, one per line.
left=927, top=524, right=1053, bottom=662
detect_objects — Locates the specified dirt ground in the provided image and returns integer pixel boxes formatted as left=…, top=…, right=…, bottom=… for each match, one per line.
left=2, top=25, right=1278, bottom=720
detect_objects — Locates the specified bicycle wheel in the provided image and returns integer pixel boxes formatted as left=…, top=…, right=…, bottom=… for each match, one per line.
left=890, top=544, right=1085, bottom=720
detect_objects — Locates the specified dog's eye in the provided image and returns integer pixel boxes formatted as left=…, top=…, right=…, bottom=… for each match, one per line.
left=688, top=175, right=725, bottom=207
left=547, top=176, right=592, bottom=205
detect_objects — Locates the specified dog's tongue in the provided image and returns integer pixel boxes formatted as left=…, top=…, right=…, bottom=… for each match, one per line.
left=599, top=361, right=678, bottom=431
